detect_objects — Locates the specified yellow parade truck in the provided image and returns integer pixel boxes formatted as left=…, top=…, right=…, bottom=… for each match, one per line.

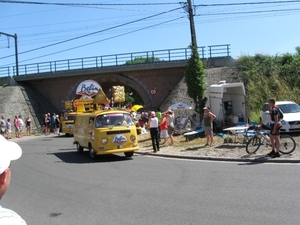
left=73, top=86, right=139, bottom=158
left=61, top=98, right=94, bottom=136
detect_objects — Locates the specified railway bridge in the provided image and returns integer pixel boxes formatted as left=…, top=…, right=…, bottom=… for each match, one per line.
left=0, top=45, right=235, bottom=112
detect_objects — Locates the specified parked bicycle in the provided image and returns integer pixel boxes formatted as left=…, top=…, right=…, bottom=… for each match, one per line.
left=245, top=125, right=296, bottom=154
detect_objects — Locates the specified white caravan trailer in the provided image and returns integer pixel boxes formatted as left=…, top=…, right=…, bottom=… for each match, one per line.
left=208, top=81, right=247, bottom=129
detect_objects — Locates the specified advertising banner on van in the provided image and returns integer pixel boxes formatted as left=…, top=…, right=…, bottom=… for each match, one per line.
left=76, top=80, right=101, bottom=97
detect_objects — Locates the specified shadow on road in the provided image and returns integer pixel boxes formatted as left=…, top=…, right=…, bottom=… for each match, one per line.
left=50, top=150, right=133, bottom=164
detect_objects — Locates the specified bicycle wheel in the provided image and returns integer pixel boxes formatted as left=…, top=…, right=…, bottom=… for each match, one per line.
left=279, top=134, right=296, bottom=154
left=246, top=136, right=261, bottom=154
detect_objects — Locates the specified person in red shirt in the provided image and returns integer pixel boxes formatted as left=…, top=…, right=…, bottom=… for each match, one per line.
left=159, top=113, right=169, bottom=145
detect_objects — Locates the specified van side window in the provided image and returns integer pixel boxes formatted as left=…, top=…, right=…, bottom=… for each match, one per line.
left=124, top=114, right=134, bottom=125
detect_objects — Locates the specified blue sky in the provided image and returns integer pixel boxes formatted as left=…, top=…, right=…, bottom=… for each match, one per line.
left=1, top=0, right=300, bottom=68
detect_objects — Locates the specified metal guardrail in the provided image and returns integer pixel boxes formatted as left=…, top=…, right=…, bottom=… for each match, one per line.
left=0, top=44, right=231, bottom=77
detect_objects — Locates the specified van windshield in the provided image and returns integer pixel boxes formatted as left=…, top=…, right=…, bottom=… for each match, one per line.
left=95, top=113, right=134, bottom=128
left=65, top=114, right=76, bottom=121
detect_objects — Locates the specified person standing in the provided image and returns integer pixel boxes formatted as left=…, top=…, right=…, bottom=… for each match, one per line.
left=0, top=135, right=27, bottom=224
left=155, top=108, right=162, bottom=141
left=14, top=116, right=20, bottom=138
left=0, top=116, right=6, bottom=137
left=148, top=111, right=159, bottom=153
left=165, top=110, right=175, bottom=146
left=18, top=116, right=24, bottom=138
left=26, top=116, right=32, bottom=136
left=159, top=113, right=169, bottom=145
left=43, top=114, right=50, bottom=136
left=203, top=106, right=216, bottom=147
left=267, top=98, right=282, bottom=158
left=51, top=113, right=56, bottom=133
left=55, top=115, right=61, bottom=135
left=6, top=119, right=11, bottom=139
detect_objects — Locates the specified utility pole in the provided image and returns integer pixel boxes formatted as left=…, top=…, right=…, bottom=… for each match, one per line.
left=187, top=0, right=197, bottom=48
left=0, top=31, right=19, bottom=76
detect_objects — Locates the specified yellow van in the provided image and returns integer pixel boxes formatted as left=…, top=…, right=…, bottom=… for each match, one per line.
left=61, top=112, right=77, bottom=136
left=73, top=109, right=139, bottom=158
left=61, top=98, right=94, bottom=136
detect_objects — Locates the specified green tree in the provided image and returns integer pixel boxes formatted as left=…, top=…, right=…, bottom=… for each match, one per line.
left=124, top=86, right=144, bottom=107
left=237, top=46, right=300, bottom=121
left=125, top=56, right=160, bottom=65
left=184, top=46, right=207, bottom=119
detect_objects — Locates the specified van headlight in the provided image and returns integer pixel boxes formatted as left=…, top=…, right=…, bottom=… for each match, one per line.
left=101, top=138, right=108, bottom=144
left=130, top=135, right=136, bottom=142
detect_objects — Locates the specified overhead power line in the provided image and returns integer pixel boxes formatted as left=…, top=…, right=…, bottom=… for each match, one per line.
left=16, top=16, right=185, bottom=64
left=195, top=0, right=300, bottom=7
left=0, top=1, right=179, bottom=6
left=197, top=7, right=300, bottom=16
left=2, top=0, right=300, bottom=65
left=0, top=6, right=182, bottom=60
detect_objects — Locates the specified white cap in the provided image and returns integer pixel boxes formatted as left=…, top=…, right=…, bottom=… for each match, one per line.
left=0, top=135, right=22, bottom=174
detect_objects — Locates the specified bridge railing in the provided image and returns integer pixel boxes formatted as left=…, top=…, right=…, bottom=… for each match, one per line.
left=0, top=44, right=231, bottom=77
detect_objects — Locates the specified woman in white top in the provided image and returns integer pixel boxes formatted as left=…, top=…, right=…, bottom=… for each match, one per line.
left=148, top=111, right=159, bottom=152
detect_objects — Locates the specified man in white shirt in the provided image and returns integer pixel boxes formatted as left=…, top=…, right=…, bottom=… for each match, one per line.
left=0, top=135, right=27, bottom=224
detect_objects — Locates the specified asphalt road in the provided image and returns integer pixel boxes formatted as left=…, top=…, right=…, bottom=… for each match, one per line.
left=2, top=136, right=300, bottom=225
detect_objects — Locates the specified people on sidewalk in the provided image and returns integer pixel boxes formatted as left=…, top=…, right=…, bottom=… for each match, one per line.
left=0, top=116, right=6, bottom=137
left=267, top=98, right=282, bottom=158
left=203, top=106, right=216, bottom=147
left=14, top=116, right=20, bottom=138
left=155, top=108, right=162, bottom=141
left=51, top=113, right=56, bottom=133
left=165, top=110, right=175, bottom=146
left=18, top=115, right=24, bottom=138
left=159, top=113, right=169, bottom=145
left=26, top=116, right=32, bottom=136
left=43, top=114, right=50, bottom=135
left=55, top=115, right=61, bottom=135
left=6, top=119, right=11, bottom=139
left=148, top=111, right=159, bottom=153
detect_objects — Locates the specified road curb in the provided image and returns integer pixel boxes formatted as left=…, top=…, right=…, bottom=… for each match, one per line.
left=135, top=151, right=300, bottom=164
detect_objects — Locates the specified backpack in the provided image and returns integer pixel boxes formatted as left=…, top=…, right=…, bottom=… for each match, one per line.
left=276, top=107, right=284, bottom=120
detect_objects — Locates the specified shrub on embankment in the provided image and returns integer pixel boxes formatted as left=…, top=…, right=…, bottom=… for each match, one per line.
left=236, top=46, right=300, bottom=121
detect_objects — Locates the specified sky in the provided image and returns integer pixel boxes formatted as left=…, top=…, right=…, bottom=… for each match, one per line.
left=1, top=0, right=300, bottom=70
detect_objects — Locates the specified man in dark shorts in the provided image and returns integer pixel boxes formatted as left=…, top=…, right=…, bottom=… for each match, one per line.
left=267, top=98, right=282, bottom=158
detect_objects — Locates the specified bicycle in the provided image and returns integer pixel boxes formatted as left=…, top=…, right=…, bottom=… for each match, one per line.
left=245, top=125, right=296, bottom=154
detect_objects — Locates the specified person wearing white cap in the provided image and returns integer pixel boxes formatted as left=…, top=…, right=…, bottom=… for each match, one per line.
left=0, top=135, right=27, bottom=224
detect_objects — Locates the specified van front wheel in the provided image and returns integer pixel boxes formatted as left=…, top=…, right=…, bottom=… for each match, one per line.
left=89, top=144, right=96, bottom=159
left=76, top=143, right=83, bottom=154
left=124, top=151, right=134, bottom=157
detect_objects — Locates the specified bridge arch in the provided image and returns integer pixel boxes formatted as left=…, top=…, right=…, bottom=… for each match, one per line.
left=69, top=73, right=154, bottom=108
